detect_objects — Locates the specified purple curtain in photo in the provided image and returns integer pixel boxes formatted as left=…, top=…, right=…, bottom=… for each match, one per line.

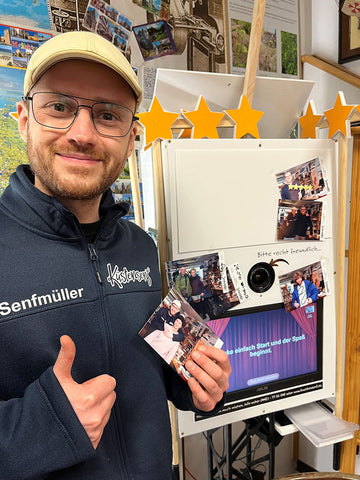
left=207, top=317, right=230, bottom=338
left=290, top=303, right=317, bottom=370
left=211, top=308, right=317, bottom=393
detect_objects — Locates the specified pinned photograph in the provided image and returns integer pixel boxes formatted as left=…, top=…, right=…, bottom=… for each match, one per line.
left=83, top=0, right=132, bottom=53
left=139, top=288, right=223, bottom=381
left=277, top=200, right=324, bottom=241
left=279, top=261, right=329, bottom=313
left=276, top=158, right=330, bottom=201
left=133, top=20, right=176, bottom=61
left=165, top=252, right=240, bottom=320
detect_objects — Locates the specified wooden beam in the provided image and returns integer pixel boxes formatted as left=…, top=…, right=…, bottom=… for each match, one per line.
left=302, top=54, right=360, bottom=90
left=128, top=150, right=144, bottom=229
left=243, top=0, right=266, bottom=105
left=335, top=134, right=350, bottom=419
left=340, top=127, right=360, bottom=473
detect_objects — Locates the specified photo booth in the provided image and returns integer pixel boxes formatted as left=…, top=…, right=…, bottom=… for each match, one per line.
left=157, top=137, right=337, bottom=437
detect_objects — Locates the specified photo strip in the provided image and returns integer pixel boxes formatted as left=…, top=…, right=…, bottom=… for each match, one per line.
left=275, top=157, right=330, bottom=201
left=165, top=252, right=240, bottom=320
left=279, top=261, right=329, bottom=313
left=138, top=288, right=223, bottom=381
left=277, top=200, right=325, bottom=241
left=83, top=0, right=132, bottom=53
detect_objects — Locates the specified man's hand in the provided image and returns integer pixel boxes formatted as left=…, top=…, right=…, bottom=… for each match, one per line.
left=185, top=345, right=231, bottom=412
left=53, top=335, right=116, bottom=450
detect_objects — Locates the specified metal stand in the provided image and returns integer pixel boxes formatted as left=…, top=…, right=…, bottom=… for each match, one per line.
left=206, top=414, right=281, bottom=480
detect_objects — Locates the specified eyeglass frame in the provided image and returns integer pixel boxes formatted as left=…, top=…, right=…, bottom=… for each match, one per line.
left=22, top=91, right=139, bottom=138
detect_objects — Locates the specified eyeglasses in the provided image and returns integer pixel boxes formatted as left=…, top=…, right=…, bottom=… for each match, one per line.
left=23, top=92, right=138, bottom=138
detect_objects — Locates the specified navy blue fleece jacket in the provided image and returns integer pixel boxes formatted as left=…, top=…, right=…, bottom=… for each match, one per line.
left=0, top=165, right=217, bottom=479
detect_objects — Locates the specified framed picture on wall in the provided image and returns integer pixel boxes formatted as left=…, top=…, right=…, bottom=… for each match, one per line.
left=339, top=9, right=360, bottom=63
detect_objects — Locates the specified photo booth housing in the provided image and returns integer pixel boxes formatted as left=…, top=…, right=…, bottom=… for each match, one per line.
left=157, top=138, right=337, bottom=437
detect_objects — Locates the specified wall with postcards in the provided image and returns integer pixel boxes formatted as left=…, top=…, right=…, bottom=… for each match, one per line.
left=0, top=0, right=300, bottom=201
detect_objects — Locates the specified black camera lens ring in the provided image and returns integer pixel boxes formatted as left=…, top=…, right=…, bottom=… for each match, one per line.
left=247, top=262, right=275, bottom=293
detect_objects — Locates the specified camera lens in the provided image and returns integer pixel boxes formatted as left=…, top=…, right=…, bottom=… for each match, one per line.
left=247, top=262, right=275, bottom=293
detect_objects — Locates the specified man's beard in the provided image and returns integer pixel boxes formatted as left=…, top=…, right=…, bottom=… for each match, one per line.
left=27, top=140, right=127, bottom=201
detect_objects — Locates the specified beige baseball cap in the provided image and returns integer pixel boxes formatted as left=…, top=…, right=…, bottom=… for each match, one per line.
left=24, top=31, right=142, bottom=107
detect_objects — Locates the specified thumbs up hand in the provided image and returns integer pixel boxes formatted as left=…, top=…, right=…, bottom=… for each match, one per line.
left=53, top=335, right=116, bottom=450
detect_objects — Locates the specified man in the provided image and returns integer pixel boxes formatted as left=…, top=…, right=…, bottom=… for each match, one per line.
left=189, top=268, right=206, bottom=318
left=175, top=266, right=192, bottom=299
left=292, top=271, right=319, bottom=309
left=0, top=31, right=231, bottom=479
left=284, top=206, right=297, bottom=239
left=151, top=299, right=185, bottom=342
left=294, top=205, right=313, bottom=240
left=281, top=171, right=302, bottom=201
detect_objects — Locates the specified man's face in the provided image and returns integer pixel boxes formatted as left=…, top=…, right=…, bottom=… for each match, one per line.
left=291, top=208, right=296, bottom=215
left=301, top=207, right=306, bottom=215
left=284, top=172, right=293, bottom=185
left=180, top=267, right=186, bottom=275
left=17, top=59, right=137, bottom=202
left=170, top=303, right=180, bottom=316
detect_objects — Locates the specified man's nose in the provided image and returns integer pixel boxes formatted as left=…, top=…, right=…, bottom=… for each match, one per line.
left=66, top=105, right=98, bottom=143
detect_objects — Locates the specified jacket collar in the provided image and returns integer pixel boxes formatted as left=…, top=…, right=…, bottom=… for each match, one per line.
left=0, top=165, right=128, bottom=240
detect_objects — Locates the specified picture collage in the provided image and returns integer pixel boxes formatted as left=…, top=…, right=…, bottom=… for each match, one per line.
left=139, top=155, right=332, bottom=378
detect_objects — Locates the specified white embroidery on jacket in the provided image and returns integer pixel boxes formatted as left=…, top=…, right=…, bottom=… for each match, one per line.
left=106, top=264, right=152, bottom=289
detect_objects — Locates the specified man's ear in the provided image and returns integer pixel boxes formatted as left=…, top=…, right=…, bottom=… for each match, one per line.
left=126, top=124, right=137, bottom=159
left=17, top=101, right=28, bottom=143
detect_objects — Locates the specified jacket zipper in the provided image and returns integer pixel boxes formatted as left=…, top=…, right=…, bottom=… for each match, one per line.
left=86, top=240, right=130, bottom=479
left=88, top=244, right=103, bottom=284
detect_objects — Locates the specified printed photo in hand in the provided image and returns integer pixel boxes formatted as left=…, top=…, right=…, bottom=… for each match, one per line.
left=139, top=287, right=223, bottom=382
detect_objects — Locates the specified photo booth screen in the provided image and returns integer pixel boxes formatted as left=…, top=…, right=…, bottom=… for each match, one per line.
left=207, top=300, right=322, bottom=407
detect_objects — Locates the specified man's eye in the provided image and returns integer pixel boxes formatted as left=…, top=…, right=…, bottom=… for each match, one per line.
left=52, top=103, right=66, bottom=112
left=101, top=111, right=116, bottom=121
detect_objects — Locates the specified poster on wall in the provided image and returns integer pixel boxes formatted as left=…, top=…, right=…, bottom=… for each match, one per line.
left=0, top=0, right=52, bottom=31
left=0, top=23, right=52, bottom=195
left=0, top=24, right=52, bottom=68
left=110, top=153, right=144, bottom=222
left=0, top=66, right=27, bottom=195
left=228, top=0, right=299, bottom=78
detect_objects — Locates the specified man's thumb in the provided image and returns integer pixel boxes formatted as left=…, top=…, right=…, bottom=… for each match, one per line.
left=53, top=335, right=76, bottom=382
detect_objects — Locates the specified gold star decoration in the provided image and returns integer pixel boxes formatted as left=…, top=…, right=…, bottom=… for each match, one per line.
left=181, top=96, right=225, bottom=139
left=136, top=96, right=179, bottom=146
left=323, top=92, right=354, bottom=138
left=298, top=100, right=323, bottom=139
left=225, top=95, right=264, bottom=139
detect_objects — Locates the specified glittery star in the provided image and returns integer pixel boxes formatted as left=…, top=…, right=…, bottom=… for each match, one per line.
left=225, top=95, right=263, bottom=139
left=181, top=96, right=225, bottom=139
left=298, top=101, right=323, bottom=139
left=324, top=92, right=354, bottom=138
left=136, top=96, right=179, bottom=146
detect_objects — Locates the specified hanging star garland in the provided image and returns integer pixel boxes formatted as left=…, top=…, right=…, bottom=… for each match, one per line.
left=181, top=96, right=225, bottom=139
left=136, top=96, right=179, bottom=146
left=298, top=100, right=323, bottom=139
left=323, top=92, right=354, bottom=138
left=225, top=95, right=264, bottom=139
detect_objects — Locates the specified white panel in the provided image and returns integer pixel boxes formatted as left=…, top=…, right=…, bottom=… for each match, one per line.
left=161, top=138, right=338, bottom=437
